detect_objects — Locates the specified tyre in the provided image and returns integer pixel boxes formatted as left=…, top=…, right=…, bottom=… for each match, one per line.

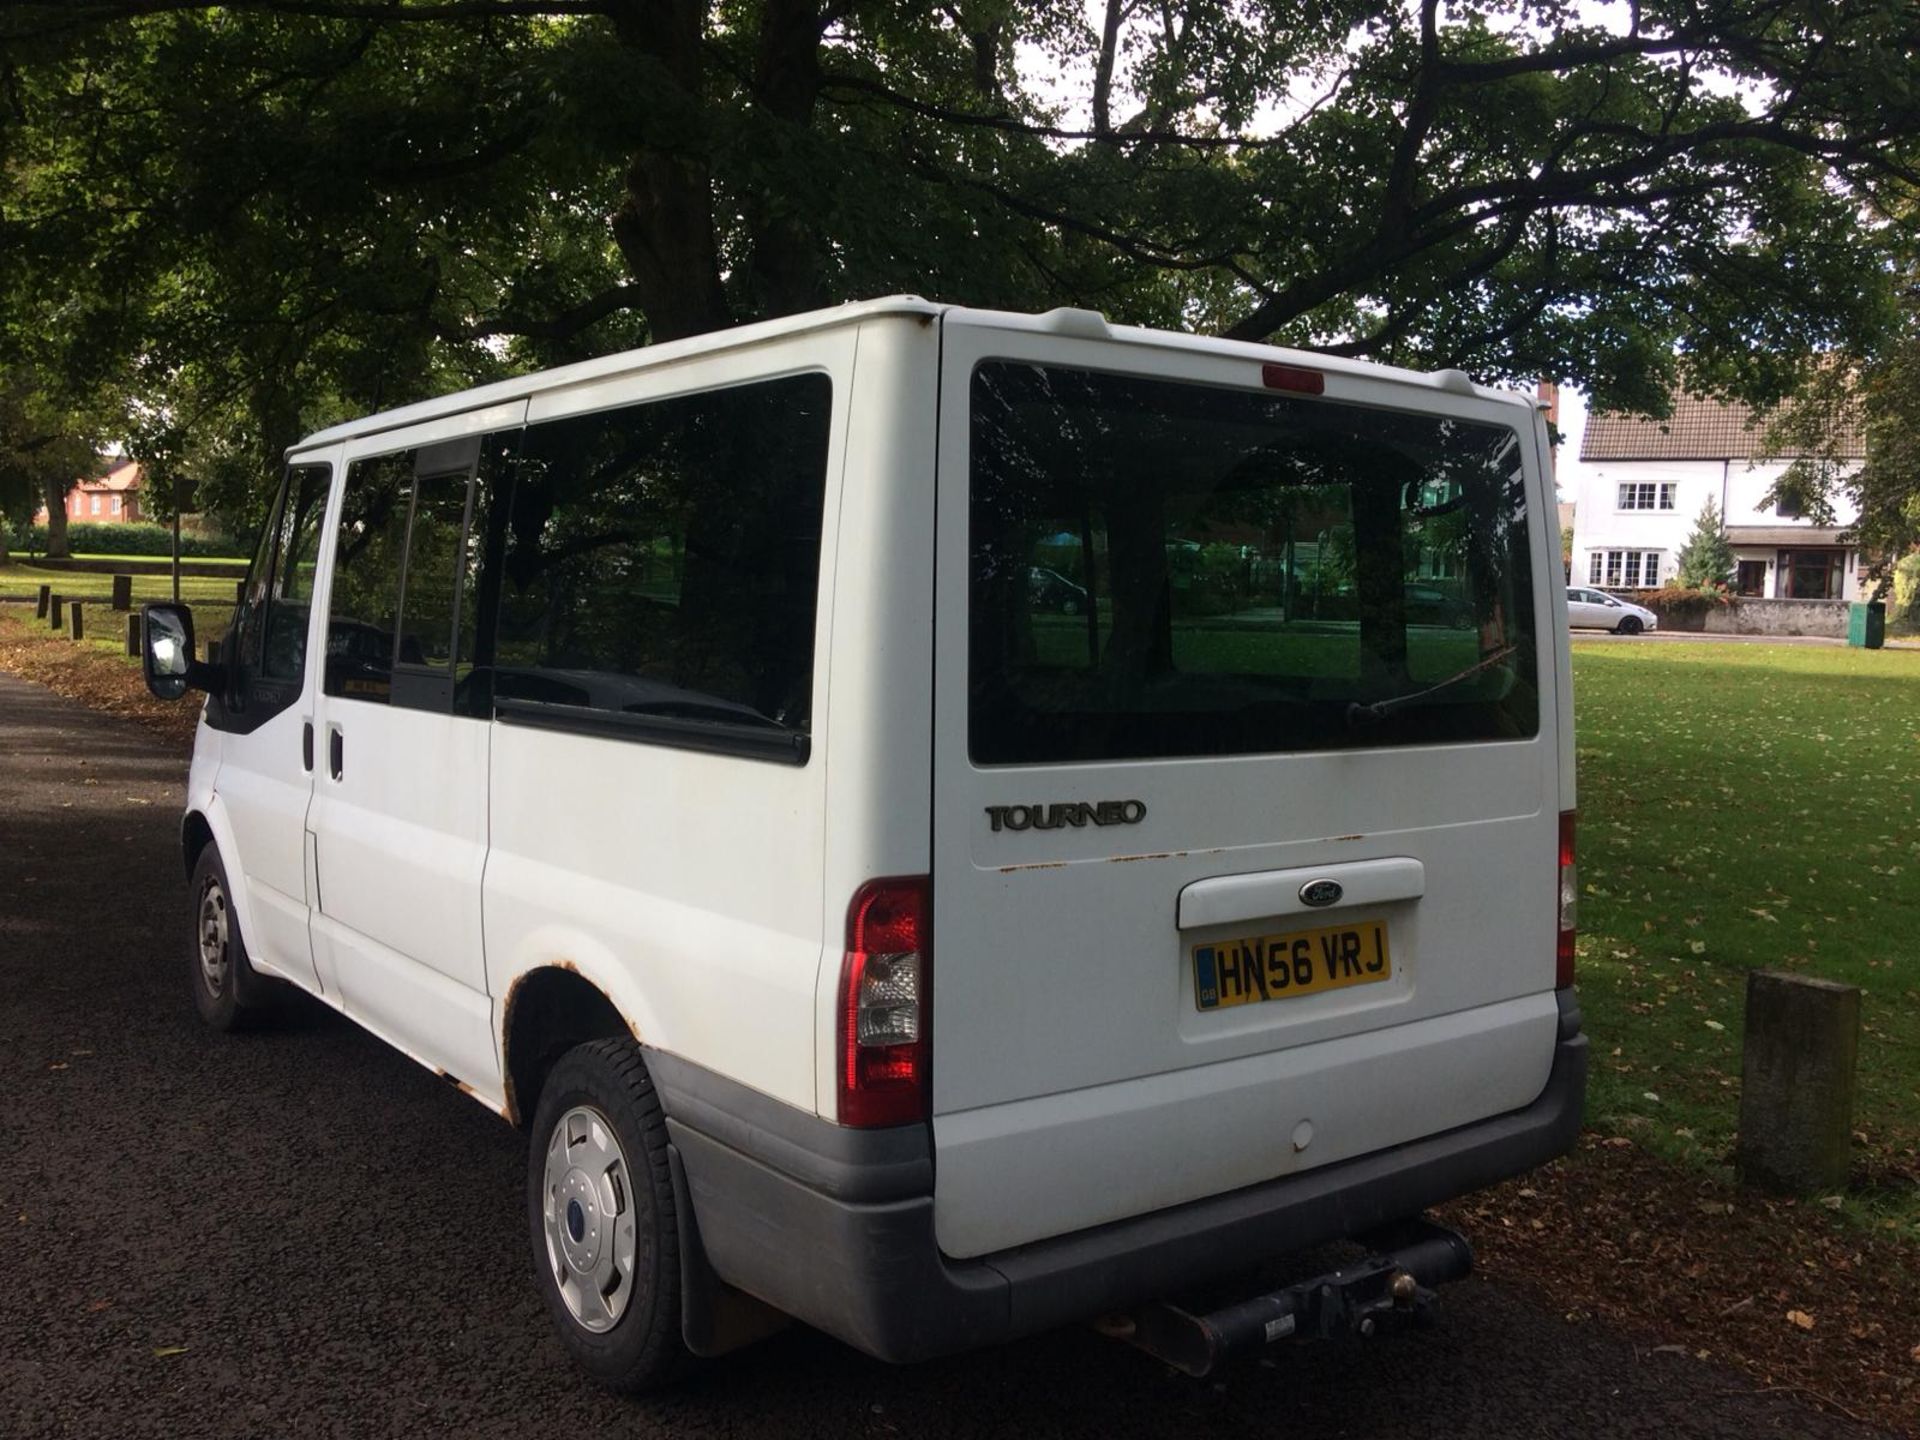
left=528, top=1038, right=690, bottom=1393
left=1060, top=597, right=1080, bottom=616
left=1615, top=615, right=1643, bottom=635
left=188, top=845, right=278, bottom=1031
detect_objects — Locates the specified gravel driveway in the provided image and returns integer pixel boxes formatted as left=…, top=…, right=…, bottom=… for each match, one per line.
left=0, top=672, right=1882, bottom=1439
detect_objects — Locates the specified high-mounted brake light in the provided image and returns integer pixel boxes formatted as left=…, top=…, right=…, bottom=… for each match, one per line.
left=1262, top=363, right=1325, bottom=395
left=1557, top=810, right=1577, bottom=989
left=838, top=876, right=931, bottom=1128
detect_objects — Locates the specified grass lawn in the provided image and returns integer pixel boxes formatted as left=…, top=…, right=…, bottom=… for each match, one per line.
left=0, top=560, right=245, bottom=606
left=1572, top=638, right=1920, bottom=1238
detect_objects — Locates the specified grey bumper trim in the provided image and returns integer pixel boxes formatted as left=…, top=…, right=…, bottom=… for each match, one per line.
left=661, top=989, right=1587, bottom=1363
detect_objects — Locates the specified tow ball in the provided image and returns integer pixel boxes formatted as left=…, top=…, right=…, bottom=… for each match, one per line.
left=1095, top=1216, right=1474, bottom=1378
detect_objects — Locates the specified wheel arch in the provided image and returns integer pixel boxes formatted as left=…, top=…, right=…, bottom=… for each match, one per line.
left=182, top=809, right=216, bottom=880
left=502, top=964, right=642, bottom=1128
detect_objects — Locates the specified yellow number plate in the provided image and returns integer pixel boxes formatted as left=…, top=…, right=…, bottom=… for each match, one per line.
left=1193, top=921, right=1391, bottom=1012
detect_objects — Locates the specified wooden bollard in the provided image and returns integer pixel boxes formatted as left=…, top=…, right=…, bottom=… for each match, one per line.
left=126, top=612, right=141, bottom=656
left=68, top=600, right=84, bottom=641
left=111, top=573, right=133, bottom=610
left=235, top=579, right=247, bottom=605
left=35, top=583, right=50, bottom=619
left=46, top=591, right=63, bottom=629
left=1736, top=970, right=1860, bottom=1194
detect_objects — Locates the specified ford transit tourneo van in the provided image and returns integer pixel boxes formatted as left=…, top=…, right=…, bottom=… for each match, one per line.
left=142, top=298, right=1585, bottom=1389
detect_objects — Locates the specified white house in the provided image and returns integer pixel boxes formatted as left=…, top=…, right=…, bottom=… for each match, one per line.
left=1574, top=391, right=1865, bottom=600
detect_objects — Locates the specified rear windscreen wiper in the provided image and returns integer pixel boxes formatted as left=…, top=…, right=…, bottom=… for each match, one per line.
left=1345, top=645, right=1518, bottom=726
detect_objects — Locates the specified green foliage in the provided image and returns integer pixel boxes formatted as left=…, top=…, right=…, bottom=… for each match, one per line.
left=0, top=0, right=1917, bottom=531
left=8, top=521, right=242, bottom=558
left=1673, top=499, right=1735, bottom=590
left=1890, top=552, right=1920, bottom=632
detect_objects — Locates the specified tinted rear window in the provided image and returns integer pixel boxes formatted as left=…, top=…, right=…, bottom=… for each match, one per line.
left=969, top=362, right=1539, bottom=765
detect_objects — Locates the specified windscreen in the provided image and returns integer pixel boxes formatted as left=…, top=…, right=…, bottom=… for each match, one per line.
left=969, top=362, right=1539, bottom=765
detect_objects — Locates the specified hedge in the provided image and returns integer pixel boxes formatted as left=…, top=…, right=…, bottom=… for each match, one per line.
left=9, top=521, right=245, bottom=558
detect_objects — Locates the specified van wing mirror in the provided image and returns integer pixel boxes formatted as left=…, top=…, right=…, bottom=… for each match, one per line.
left=141, top=602, right=223, bottom=700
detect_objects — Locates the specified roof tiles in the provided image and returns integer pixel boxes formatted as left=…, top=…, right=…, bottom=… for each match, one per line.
left=1581, top=391, right=1864, bottom=462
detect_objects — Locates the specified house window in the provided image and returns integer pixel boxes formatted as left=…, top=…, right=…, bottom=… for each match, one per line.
left=1618, top=482, right=1677, bottom=511
left=110, top=495, right=121, bottom=516
left=1775, top=496, right=1803, bottom=520
left=1594, top=550, right=1661, bottom=589
left=90, top=494, right=101, bottom=515
left=1779, top=549, right=1843, bottom=600
left=1736, top=560, right=1766, bottom=596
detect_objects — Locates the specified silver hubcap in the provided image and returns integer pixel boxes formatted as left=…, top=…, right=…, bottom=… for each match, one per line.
left=541, top=1106, right=638, bottom=1333
left=197, top=880, right=230, bottom=996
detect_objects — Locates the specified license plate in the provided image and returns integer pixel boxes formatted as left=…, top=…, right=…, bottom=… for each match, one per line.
left=1193, top=921, right=1391, bottom=1012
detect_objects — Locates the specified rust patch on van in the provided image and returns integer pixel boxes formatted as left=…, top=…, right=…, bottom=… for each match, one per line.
left=996, top=861, right=1068, bottom=874
left=1327, top=834, right=1366, bottom=843
left=1109, top=850, right=1188, bottom=864
left=499, top=962, right=645, bottom=1127
left=435, top=1068, right=478, bottom=1100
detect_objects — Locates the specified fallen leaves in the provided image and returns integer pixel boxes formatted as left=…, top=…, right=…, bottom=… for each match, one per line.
left=1444, top=1135, right=1920, bottom=1437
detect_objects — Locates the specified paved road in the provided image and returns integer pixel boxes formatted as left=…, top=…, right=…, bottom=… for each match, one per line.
left=0, top=672, right=1881, bottom=1439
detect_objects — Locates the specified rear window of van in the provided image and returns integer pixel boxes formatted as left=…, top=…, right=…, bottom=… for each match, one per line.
left=968, top=362, right=1539, bottom=765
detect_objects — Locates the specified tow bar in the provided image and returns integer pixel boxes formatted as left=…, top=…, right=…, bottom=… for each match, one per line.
left=1098, top=1217, right=1474, bottom=1377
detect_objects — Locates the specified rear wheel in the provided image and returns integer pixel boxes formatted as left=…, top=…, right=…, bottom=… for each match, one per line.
left=188, top=846, right=278, bottom=1031
left=527, top=1038, right=689, bottom=1392
left=1615, top=615, right=1643, bottom=635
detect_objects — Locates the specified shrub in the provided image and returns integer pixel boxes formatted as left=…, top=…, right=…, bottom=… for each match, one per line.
left=9, top=520, right=245, bottom=558
left=1617, top=584, right=1734, bottom=630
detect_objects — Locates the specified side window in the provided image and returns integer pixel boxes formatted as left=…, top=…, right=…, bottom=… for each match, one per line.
left=261, top=466, right=330, bottom=681
left=324, top=453, right=411, bottom=704
left=323, top=440, right=488, bottom=711
left=220, top=461, right=330, bottom=730
left=480, top=374, right=831, bottom=761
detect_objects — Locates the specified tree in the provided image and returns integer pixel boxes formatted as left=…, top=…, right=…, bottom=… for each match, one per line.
left=3, top=0, right=1918, bottom=524
left=1763, top=328, right=1920, bottom=601
left=1674, top=498, right=1734, bottom=590
left=0, top=373, right=106, bottom=560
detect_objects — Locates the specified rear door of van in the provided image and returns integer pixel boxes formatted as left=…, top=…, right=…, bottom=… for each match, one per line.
left=928, top=314, right=1568, bottom=1259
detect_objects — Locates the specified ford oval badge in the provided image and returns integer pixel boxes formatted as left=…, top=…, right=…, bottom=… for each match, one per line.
left=1299, top=879, right=1343, bottom=908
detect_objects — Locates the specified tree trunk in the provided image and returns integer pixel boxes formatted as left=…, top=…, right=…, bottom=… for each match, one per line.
left=739, top=0, right=830, bottom=320
left=606, top=0, right=734, bottom=344
left=41, top=477, right=70, bottom=558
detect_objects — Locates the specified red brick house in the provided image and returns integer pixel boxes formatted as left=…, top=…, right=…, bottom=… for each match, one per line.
left=34, top=459, right=145, bottom=524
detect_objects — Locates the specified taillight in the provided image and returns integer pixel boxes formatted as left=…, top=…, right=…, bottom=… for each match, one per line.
left=838, top=876, right=931, bottom=1127
left=1557, top=810, right=1577, bottom=988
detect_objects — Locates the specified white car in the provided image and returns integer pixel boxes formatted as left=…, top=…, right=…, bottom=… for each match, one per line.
left=1566, top=585, right=1658, bottom=634
left=139, top=298, right=1584, bottom=1389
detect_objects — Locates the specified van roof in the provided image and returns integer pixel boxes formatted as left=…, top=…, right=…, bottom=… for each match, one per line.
left=291, top=295, right=1532, bottom=454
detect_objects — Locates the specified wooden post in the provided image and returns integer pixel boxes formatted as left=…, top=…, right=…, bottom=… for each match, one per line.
left=68, top=600, right=84, bottom=641
left=35, top=584, right=49, bottom=619
left=111, top=573, right=133, bottom=610
left=126, top=612, right=141, bottom=657
left=235, top=578, right=247, bottom=605
left=1737, top=970, right=1860, bottom=1194
left=47, top=591, right=63, bottom=629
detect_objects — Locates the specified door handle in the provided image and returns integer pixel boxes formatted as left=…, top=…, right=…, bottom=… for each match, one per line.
left=302, top=721, right=314, bottom=773
left=328, top=726, right=344, bottom=781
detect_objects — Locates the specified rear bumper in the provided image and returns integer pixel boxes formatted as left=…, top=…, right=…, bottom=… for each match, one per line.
left=653, top=990, right=1586, bottom=1364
